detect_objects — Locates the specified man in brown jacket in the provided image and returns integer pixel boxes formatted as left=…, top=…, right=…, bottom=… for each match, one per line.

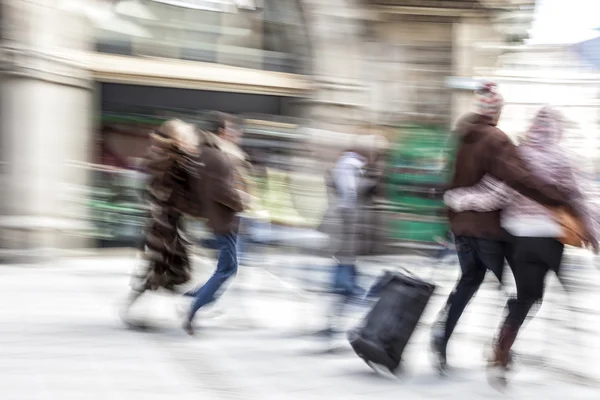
left=430, top=82, right=591, bottom=372
left=183, top=113, right=247, bottom=335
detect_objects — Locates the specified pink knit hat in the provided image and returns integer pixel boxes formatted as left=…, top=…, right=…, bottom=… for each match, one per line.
left=474, top=81, right=504, bottom=120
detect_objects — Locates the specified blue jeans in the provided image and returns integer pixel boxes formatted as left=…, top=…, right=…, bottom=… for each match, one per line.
left=189, top=232, right=238, bottom=319
left=331, top=264, right=364, bottom=297
left=326, top=263, right=366, bottom=331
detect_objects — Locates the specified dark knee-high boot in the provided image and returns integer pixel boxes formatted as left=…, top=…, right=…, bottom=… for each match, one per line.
left=494, top=323, right=519, bottom=366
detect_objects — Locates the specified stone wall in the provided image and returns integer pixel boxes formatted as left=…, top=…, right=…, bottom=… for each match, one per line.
left=0, top=0, right=95, bottom=260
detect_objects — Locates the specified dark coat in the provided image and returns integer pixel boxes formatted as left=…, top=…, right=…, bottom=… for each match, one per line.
left=137, top=133, right=197, bottom=291
left=190, top=136, right=243, bottom=235
left=448, top=113, right=571, bottom=239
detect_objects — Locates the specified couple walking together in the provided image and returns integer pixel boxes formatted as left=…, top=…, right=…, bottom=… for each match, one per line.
left=431, top=81, right=599, bottom=386
left=121, top=113, right=256, bottom=336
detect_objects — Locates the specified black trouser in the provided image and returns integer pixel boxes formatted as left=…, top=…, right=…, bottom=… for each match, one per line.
left=439, top=236, right=513, bottom=344
left=503, top=237, right=564, bottom=331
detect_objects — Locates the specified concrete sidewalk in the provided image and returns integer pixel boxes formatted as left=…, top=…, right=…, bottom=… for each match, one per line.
left=1, top=255, right=600, bottom=400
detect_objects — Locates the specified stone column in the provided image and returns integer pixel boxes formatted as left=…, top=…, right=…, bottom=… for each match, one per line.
left=0, top=0, right=94, bottom=262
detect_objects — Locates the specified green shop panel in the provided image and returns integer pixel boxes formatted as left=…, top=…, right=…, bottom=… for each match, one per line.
left=386, top=185, right=445, bottom=216
left=387, top=124, right=452, bottom=185
left=388, top=216, right=448, bottom=243
left=384, top=123, right=455, bottom=217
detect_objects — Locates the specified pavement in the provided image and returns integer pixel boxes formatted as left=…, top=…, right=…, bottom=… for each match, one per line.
left=1, top=251, right=600, bottom=400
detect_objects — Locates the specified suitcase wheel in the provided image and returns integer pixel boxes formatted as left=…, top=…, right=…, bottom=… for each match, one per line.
left=349, top=335, right=400, bottom=373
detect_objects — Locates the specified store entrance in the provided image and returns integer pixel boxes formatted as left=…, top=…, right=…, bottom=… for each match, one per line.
left=92, top=82, right=295, bottom=247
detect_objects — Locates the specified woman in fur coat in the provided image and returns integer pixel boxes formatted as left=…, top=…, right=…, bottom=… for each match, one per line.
left=121, top=119, right=200, bottom=324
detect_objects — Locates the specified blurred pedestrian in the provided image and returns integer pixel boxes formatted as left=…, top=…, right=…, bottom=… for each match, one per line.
left=120, top=119, right=200, bottom=325
left=430, top=82, right=583, bottom=373
left=318, top=148, right=369, bottom=338
left=183, top=113, right=248, bottom=335
left=444, top=106, right=598, bottom=386
left=214, top=113, right=266, bottom=265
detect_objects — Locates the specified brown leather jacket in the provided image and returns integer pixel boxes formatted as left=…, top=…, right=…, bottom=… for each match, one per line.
left=190, top=136, right=243, bottom=235
left=448, top=113, right=571, bottom=239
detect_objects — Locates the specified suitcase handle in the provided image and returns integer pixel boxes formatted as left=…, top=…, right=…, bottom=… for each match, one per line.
left=396, top=266, right=419, bottom=280
left=392, top=264, right=437, bottom=288
left=387, top=266, right=433, bottom=288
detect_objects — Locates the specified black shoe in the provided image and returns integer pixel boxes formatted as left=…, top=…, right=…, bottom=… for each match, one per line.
left=430, top=334, right=448, bottom=374
left=183, top=316, right=195, bottom=336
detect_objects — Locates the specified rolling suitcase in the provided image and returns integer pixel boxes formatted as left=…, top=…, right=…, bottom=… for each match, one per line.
left=348, top=269, right=435, bottom=373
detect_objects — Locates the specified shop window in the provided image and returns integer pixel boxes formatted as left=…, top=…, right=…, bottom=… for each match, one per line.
left=94, top=0, right=307, bottom=73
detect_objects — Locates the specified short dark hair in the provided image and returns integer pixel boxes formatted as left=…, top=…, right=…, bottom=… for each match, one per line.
left=205, top=111, right=241, bottom=136
left=215, top=112, right=227, bottom=133
left=217, top=112, right=241, bottom=132
left=203, top=111, right=222, bottom=134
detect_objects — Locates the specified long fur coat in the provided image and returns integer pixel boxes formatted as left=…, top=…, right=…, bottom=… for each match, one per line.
left=134, top=132, right=199, bottom=292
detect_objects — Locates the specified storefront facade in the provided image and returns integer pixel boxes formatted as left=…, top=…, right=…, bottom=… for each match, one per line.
left=0, top=0, right=317, bottom=254
left=0, top=0, right=533, bottom=256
